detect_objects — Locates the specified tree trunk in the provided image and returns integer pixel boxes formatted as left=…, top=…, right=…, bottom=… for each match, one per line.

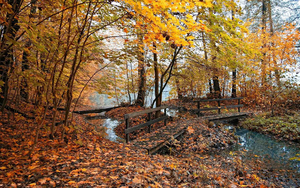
left=136, top=34, right=146, bottom=107
left=125, top=61, right=131, bottom=104
left=267, top=0, right=280, bottom=87
left=153, top=43, right=161, bottom=108
left=231, top=69, right=237, bottom=98
left=208, top=79, right=213, bottom=96
left=261, top=0, right=267, bottom=85
left=213, top=75, right=221, bottom=98
left=0, top=0, right=22, bottom=110
left=231, top=9, right=237, bottom=98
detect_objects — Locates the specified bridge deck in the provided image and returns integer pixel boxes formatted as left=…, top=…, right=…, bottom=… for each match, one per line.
left=203, top=112, right=252, bottom=122
left=130, top=112, right=252, bottom=154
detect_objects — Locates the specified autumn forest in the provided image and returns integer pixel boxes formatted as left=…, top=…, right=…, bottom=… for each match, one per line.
left=1, top=0, right=300, bottom=187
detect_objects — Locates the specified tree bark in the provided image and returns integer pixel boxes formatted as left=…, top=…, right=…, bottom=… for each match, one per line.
left=261, top=0, right=267, bottom=85
left=153, top=43, right=161, bottom=108
left=0, top=0, right=22, bottom=110
left=231, top=69, right=237, bottom=98
left=125, top=61, right=132, bottom=104
left=231, top=9, right=237, bottom=98
left=208, top=79, right=213, bottom=97
left=136, top=34, right=146, bottom=107
left=213, top=75, right=221, bottom=98
left=267, top=0, right=280, bottom=87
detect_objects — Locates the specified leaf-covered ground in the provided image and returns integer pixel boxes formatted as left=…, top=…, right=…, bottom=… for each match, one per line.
left=0, top=105, right=288, bottom=187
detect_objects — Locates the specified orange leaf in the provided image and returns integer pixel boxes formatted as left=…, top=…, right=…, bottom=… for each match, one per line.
left=187, top=126, right=194, bottom=134
left=68, top=181, right=76, bottom=185
left=133, top=177, right=142, bottom=184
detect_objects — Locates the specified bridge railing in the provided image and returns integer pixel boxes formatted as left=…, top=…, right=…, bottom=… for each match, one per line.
left=193, top=97, right=244, bottom=116
left=124, top=106, right=169, bottom=143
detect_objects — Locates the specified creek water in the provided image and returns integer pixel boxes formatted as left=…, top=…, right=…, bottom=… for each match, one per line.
left=222, top=126, right=300, bottom=186
left=101, top=118, right=123, bottom=143
left=233, top=128, right=300, bottom=173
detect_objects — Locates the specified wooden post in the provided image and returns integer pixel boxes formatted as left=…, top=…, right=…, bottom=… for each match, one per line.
left=164, top=108, right=167, bottom=126
left=148, top=112, right=151, bottom=133
left=238, top=98, right=241, bottom=112
left=197, top=101, right=200, bottom=117
left=218, top=101, right=221, bottom=114
left=125, top=118, right=129, bottom=143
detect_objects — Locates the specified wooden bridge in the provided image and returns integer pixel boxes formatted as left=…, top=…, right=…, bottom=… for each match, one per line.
left=125, top=97, right=252, bottom=154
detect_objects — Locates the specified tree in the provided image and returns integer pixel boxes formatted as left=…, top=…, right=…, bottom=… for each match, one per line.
left=0, top=0, right=22, bottom=110
left=168, top=0, right=249, bottom=99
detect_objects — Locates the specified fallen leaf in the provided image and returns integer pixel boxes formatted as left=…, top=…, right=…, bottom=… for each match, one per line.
left=133, top=177, right=142, bottom=184
left=29, top=183, right=36, bottom=187
left=68, top=181, right=76, bottom=184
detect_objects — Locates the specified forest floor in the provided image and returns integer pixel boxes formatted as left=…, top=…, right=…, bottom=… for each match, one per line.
left=0, top=102, right=295, bottom=187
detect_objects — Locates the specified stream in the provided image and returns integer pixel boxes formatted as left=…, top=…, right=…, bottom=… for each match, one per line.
left=101, top=118, right=123, bottom=142
left=221, top=126, right=300, bottom=186
left=233, top=127, right=300, bottom=173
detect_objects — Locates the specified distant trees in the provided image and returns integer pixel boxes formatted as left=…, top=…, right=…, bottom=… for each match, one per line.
left=238, top=0, right=300, bottom=110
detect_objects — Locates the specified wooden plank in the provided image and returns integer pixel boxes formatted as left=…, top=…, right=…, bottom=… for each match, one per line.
left=207, top=115, right=247, bottom=122
left=196, top=104, right=244, bottom=112
left=124, top=106, right=168, bottom=119
left=195, top=97, right=244, bottom=102
left=205, top=112, right=251, bottom=121
left=125, top=116, right=168, bottom=134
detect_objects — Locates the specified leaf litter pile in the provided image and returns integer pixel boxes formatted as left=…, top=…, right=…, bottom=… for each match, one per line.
left=0, top=105, right=292, bottom=187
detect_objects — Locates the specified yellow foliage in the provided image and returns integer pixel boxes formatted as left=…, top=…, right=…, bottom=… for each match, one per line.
left=118, top=0, right=212, bottom=46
